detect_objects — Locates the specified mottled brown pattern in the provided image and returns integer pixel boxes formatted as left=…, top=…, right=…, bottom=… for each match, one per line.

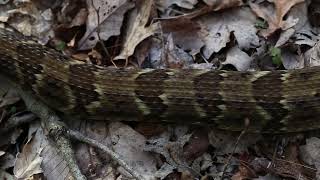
left=135, top=69, right=169, bottom=117
left=68, top=64, right=101, bottom=115
left=194, top=70, right=224, bottom=123
left=252, top=71, right=289, bottom=132
left=2, top=27, right=320, bottom=132
left=0, top=54, right=19, bottom=81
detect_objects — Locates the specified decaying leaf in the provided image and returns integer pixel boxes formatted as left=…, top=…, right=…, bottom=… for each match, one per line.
left=222, top=46, right=253, bottom=71
left=0, top=0, right=9, bottom=5
left=156, top=0, right=198, bottom=11
left=144, top=129, right=199, bottom=177
left=305, top=41, right=320, bottom=67
left=35, top=124, right=74, bottom=180
left=13, top=128, right=43, bottom=179
left=253, top=174, right=281, bottom=180
left=295, top=30, right=320, bottom=47
left=0, top=90, right=20, bottom=108
left=4, top=1, right=55, bottom=44
left=281, top=49, right=304, bottom=69
left=68, top=119, right=112, bottom=178
left=208, top=130, right=261, bottom=155
left=183, top=0, right=244, bottom=19
left=183, top=129, right=209, bottom=162
left=275, top=28, right=295, bottom=47
left=69, top=8, right=88, bottom=28
left=273, top=144, right=312, bottom=179
left=199, top=7, right=259, bottom=59
left=155, top=163, right=176, bottom=179
left=203, top=0, right=243, bottom=10
left=161, top=17, right=204, bottom=55
left=162, top=34, right=194, bottom=68
left=114, top=0, right=160, bottom=60
left=78, top=0, right=135, bottom=50
left=109, top=122, right=157, bottom=179
left=300, top=137, right=320, bottom=179
left=250, top=0, right=304, bottom=37
left=0, top=170, right=15, bottom=180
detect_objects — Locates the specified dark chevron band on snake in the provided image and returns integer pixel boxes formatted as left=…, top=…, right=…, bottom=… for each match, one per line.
left=1, top=28, right=320, bottom=133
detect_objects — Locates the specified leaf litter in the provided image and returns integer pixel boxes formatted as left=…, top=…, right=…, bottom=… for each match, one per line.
left=0, top=0, right=320, bottom=179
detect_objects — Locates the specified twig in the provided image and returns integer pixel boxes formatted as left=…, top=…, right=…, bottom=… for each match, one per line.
left=67, top=130, right=146, bottom=180
left=274, top=158, right=317, bottom=171
left=0, top=76, right=145, bottom=180
left=16, top=87, right=87, bottom=180
left=222, top=118, right=250, bottom=177
left=91, top=0, right=117, bottom=67
left=270, top=138, right=280, bottom=170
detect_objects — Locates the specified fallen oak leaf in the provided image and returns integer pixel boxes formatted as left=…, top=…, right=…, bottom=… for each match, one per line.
left=250, top=0, right=304, bottom=37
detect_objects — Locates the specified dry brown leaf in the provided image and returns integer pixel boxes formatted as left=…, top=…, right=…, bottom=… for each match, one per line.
left=71, top=120, right=112, bottom=178
left=69, top=8, right=87, bottom=28
left=72, top=53, right=90, bottom=62
left=231, top=165, right=254, bottom=180
left=183, top=129, right=209, bottom=162
left=114, top=0, right=160, bottom=61
left=203, top=0, right=243, bottom=11
left=78, top=0, right=135, bottom=50
left=161, top=17, right=204, bottom=55
left=163, top=33, right=194, bottom=68
left=250, top=0, right=304, bottom=37
left=13, top=130, right=43, bottom=179
left=272, top=144, right=312, bottom=179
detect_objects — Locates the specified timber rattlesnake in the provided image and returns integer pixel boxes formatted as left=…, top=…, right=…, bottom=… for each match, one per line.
left=1, top=27, right=320, bottom=133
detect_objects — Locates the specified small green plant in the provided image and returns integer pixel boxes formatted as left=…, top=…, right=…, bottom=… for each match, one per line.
left=255, top=19, right=268, bottom=29
left=269, top=47, right=282, bottom=66
left=55, top=41, right=66, bottom=51
left=10, top=106, right=17, bottom=114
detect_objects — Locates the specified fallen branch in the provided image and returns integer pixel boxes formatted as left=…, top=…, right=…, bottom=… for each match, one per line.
left=0, top=75, right=145, bottom=180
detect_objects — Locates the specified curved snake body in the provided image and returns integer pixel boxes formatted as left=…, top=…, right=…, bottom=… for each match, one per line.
left=1, top=28, right=320, bottom=133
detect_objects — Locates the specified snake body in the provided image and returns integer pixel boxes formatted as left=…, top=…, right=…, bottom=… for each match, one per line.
left=1, top=28, right=320, bottom=133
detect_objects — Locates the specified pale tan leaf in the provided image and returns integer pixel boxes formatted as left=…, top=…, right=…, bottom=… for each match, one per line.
left=13, top=128, right=43, bottom=179
left=69, top=8, right=87, bottom=28
left=114, top=0, right=160, bottom=60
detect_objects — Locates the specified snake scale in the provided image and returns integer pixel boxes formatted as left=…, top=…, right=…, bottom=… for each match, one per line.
left=1, top=27, right=320, bottom=133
